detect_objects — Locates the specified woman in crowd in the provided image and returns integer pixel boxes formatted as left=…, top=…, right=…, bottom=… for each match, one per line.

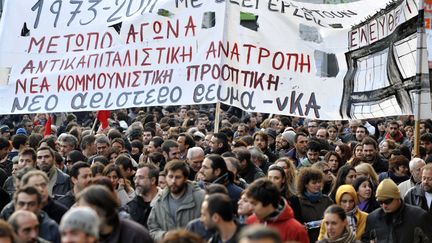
left=312, top=162, right=335, bottom=196
left=352, top=177, right=379, bottom=213
left=378, top=139, right=397, bottom=160
left=354, top=163, right=379, bottom=187
left=297, top=168, right=333, bottom=242
left=107, top=147, right=120, bottom=164
left=103, top=164, right=135, bottom=206
left=378, top=155, right=410, bottom=184
left=348, top=143, right=363, bottom=164
left=317, top=205, right=362, bottom=243
left=268, top=165, right=302, bottom=220
left=324, top=151, right=343, bottom=176
left=373, top=119, right=386, bottom=142
left=335, top=144, right=351, bottom=164
left=318, top=185, right=367, bottom=241
left=330, top=165, right=357, bottom=202
left=274, top=157, right=297, bottom=195
left=327, top=124, right=341, bottom=143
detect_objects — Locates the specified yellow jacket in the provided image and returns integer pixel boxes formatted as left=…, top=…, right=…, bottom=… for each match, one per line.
left=318, top=185, right=368, bottom=240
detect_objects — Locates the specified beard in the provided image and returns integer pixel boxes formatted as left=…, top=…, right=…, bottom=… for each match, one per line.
left=423, top=184, right=432, bottom=193
left=168, top=182, right=186, bottom=195
left=136, top=184, right=151, bottom=196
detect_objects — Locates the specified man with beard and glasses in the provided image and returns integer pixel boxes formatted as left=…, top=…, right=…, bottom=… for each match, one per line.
left=148, top=160, right=205, bottom=242
left=405, top=163, right=432, bottom=215
left=127, top=163, right=162, bottom=228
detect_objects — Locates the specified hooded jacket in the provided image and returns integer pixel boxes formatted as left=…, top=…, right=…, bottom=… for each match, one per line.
left=246, top=198, right=309, bottom=243
left=318, top=185, right=368, bottom=241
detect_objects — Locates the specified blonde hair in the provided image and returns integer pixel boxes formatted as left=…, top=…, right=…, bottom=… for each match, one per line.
left=355, top=163, right=379, bottom=186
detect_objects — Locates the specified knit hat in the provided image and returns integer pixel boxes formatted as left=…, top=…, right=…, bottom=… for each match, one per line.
left=376, top=179, right=401, bottom=201
left=265, top=128, right=277, bottom=139
left=0, top=125, right=9, bottom=133
left=60, top=207, right=100, bottom=239
left=282, top=130, right=296, bottom=147
left=15, top=128, right=27, bottom=135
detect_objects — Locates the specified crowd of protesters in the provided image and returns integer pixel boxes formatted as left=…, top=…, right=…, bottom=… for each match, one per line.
left=0, top=105, right=431, bottom=243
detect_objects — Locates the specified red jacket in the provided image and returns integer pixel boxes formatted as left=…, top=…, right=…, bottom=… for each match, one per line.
left=246, top=199, right=309, bottom=243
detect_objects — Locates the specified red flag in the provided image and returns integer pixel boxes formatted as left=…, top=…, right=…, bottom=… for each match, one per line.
left=44, top=116, right=52, bottom=137
left=97, top=110, right=111, bottom=129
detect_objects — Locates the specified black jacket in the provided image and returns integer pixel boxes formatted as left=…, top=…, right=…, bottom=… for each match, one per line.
left=371, top=156, right=388, bottom=174
left=238, top=164, right=265, bottom=184
left=57, top=190, right=75, bottom=209
left=43, top=197, right=68, bottom=224
left=126, top=195, right=152, bottom=228
left=362, top=202, right=432, bottom=243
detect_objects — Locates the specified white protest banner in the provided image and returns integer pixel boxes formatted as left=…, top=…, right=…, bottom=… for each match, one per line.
left=0, top=0, right=430, bottom=120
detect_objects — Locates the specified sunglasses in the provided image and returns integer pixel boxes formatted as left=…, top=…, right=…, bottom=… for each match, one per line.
left=378, top=198, right=393, bottom=205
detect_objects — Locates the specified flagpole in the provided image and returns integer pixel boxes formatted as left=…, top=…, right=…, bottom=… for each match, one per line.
left=414, top=0, right=426, bottom=157
left=214, top=102, right=221, bottom=133
left=91, top=117, right=98, bottom=135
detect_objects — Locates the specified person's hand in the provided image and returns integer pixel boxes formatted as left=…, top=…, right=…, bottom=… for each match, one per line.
left=118, top=178, right=125, bottom=189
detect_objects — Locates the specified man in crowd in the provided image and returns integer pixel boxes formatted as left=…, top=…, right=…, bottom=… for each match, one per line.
left=127, top=163, right=161, bottom=228
left=161, top=140, right=180, bottom=163
left=245, top=179, right=309, bottom=243
left=404, top=163, right=432, bottom=214
left=362, top=137, right=388, bottom=173
left=36, top=146, right=70, bottom=196
left=362, top=179, right=432, bottom=242
left=8, top=210, right=50, bottom=243
left=232, top=148, right=265, bottom=184
left=287, top=133, right=308, bottom=167
left=381, top=120, right=411, bottom=147
left=9, top=134, right=28, bottom=161
left=298, top=140, right=321, bottom=168
left=0, top=137, right=12, bottom=176
left=186, top=147, right=205, bottom=181
left=0, top=125, right=11, bottom=140
left=148, top=160, right=205, bottom=241
left=420, top=133, right=432, bottom=160
left=355, top=125, right=369, bottom=142
left=307, top=120, right=319, bottom=138
left=209, top=133, right=230, bottom=155
left=77, top=185, right=153, bottom=243
left=199, top=154, right=243, bottom=205
left=13, top=186, right=60, bottom=243
left=143, top=127, right=155, bottom=146
left=398, top=158, right=426, bottom=197
left=20, top=170, right=68, bottom=224
left=80, top=134, right=96, bottom=159
left=2, top=148, right=37, bottom=196
left=200, top=193, right=243, bottom=243
left=57, top=134, right=78, bottom=158
left=177, top=133, right=195, bottom=161
left=59, top=207, right=100, bottom=243
left=58, top=162, right=93, bottom=209
left=94, top=135, right=110, bottom=158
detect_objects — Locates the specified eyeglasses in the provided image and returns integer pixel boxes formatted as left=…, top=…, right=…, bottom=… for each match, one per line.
left=378, top=198, right=394, bottom=205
